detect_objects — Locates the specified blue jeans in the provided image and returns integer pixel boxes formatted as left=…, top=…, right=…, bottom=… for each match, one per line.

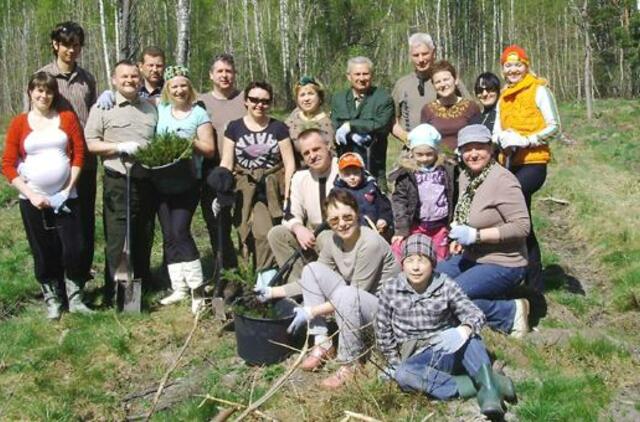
left=394, top=337, right=491, bottom=400
left=436, top=255, right=526, bottom=333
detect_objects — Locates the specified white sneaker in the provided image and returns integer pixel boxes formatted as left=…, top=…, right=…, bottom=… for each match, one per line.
left=510, top=298, right=530, bottom=338
left=160, top=289, right=189, bottom=306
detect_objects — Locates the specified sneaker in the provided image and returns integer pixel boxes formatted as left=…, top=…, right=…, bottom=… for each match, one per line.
left=160, top=290, right=189, bottom=306
left=510, top=298, right=530, bottom=338
left=320, top=364, right=361, bottom=390
left=300, top=345, right=335, bottom=371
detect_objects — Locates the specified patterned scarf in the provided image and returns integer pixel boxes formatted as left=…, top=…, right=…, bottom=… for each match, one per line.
left=453, top=161, right=495, bottom=225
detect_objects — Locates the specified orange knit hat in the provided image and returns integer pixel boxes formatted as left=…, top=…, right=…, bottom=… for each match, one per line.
left=500, top=45, right=529, bottom=66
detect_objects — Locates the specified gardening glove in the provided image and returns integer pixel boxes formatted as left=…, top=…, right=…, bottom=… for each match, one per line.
left=335, top=122, right=351, bottom=146
left=211, top=198, right=221, bottom=218
left=351, top=133, right=372, bottom=147
left=253, top=285, right=273, bottom=303
left=378, top=365, right=397, bottom=382
left=448, top=224, right=478, bottom=246
left=96, top=90, right=115, bottom=110
left=47, top=191, right=70, bottom=214
left=432, top=326, right=470, bottom=355
left=116, top=141, right=140, bottom=156
left=286, top=306, right=313, bottom=334
left=498, top=130, right=530, bottom=150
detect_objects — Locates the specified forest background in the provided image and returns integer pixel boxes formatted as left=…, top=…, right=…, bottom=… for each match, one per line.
left=0, top=0, right=639, bottom=116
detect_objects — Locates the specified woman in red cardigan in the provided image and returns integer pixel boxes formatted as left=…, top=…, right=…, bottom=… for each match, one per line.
left=2, top=71, right=93, bottom=320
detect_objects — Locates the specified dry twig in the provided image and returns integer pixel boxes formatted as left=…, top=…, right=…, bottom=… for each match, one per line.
left=537, top=196, right=570, bottom=205
left=197, top=395, right=278, bottom=421
left=343, top=410, right=382, bottom=422
left=144, top=311, right=203, bottom=421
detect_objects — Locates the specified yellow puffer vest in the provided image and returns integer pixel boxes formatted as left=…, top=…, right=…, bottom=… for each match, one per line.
left=499, top=73, right=551, bottom=165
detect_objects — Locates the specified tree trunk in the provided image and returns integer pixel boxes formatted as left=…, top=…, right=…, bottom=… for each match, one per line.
left=99, top=0, right=111, bottom=79
left=242, top=0, right=253, bottom=80
left=175, top=0, right=192, bottom=66
left=117, top=0, right=137, bottom=61
left=580, top=0, right=593, bottom=120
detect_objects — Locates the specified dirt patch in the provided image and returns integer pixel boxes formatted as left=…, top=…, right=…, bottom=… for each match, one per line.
left=602, top=383, right=640, bottom=422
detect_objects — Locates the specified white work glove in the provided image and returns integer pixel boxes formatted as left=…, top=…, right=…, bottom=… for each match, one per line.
left=96, top=90, right=115, bottom=110
left=47, top=191, right=70, bottom=214
left=498, top=130, right=530, bottom=149
left=335, top=122, right=351, bottom=146
left=253, top=285, right=273, bottom=303
left=287, top=306, right=313, bottom=334
left=211, top=198, right=221, bottom=218
left=432, top=326, right=470, bottom=354
left=351, top=133, right=372, bottom=147
left=448, top=224, right=478, bottom=246
left=116, top=142, right=140, bottom=156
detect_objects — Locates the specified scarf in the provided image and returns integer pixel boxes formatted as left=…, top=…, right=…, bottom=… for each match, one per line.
left=453, top=161, right=495, bottom=225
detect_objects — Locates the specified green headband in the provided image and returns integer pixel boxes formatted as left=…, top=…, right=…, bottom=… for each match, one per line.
left=164, top=65, right=190, bottom=81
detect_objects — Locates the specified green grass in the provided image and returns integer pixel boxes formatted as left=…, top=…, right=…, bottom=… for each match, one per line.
left=1, top=99, right=639, bottom=419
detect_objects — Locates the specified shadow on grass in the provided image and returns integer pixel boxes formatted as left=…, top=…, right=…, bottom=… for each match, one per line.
left=542, top=264, right=585, bottom=295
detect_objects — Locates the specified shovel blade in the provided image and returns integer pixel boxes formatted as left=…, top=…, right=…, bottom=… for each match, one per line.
left=116, top=279, right=142, bottom=313
left=211, top=297, right=226, bottom=321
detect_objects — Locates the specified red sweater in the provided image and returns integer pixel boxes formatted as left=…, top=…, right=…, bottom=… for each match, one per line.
left=2, top=111, right=85, bottom=183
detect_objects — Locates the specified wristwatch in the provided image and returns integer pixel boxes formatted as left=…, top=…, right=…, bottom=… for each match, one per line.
left=476, top=229, right=481, bottom=244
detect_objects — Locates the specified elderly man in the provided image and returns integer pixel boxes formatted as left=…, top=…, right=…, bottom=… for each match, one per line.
left=331, top=56, right=394, bottom=193
left=265, top=128, right=338, bottom=298
left=392, top=33, right=470, bottom=144
left=85, top=60, right=158, bottom=305
left=197, top=53, right=245, bottom=291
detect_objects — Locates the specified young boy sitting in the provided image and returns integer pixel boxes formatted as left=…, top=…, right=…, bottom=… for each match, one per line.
left=375, top=234, right=516, bottom=419
left=334, top=152, right=393, bottom=237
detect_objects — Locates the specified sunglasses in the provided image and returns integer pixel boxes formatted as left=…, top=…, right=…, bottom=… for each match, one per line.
left=327, top=213, right=356, bottom=228
left=247, top=96, right=271, bottom=105
left=475, top=87, right=498, bottom=95
left=299, top=76, right=318, bottom=86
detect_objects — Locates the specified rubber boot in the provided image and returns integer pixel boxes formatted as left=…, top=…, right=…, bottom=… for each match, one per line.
left=453, top=375, right=477, bottom=399
left=474, top=364, right=505, bottom=418
left=41, top=281, right=62, bottom=320
left=65, top=278, right=95, bottom=314
left=454, top=373, right=517, bottom=404
left=183, top=259, right=205, bottom=314
left=160, top=263, right=189, bottom=305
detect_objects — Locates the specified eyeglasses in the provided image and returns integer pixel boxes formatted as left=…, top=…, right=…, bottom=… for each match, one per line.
left=327, top=213, right=356, bottom=228
left=299, top=76, right=318, bottom=86
left=247, top=96, right=271, bottom=105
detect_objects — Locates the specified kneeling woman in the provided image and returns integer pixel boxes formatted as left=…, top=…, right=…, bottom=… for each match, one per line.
left=155, top=66, right=215, bottom=314
left=376, top=234, right=515, bottom=418
left=437, top=124, right=530, bottom=337
left=287, top=189, right=400, bottom=389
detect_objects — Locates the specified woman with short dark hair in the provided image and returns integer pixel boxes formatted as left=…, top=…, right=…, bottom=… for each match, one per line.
left=2, top=72, right=91, bottom=319
left=471, top=72, right=501, bottom=132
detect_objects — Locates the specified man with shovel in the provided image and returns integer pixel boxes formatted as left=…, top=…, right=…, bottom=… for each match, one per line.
left=85, top=60, right=158, bottom=308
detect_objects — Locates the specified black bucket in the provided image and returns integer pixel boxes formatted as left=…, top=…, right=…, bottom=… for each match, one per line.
left=149, top=158, right=197, bottom=195
left=234, top=299, right=302, bottom=365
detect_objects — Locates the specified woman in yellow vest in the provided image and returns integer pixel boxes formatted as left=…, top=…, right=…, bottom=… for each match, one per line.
left=494, top=45, right=560, bottom=294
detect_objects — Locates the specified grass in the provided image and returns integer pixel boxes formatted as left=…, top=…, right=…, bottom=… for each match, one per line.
left=0, top=99, right=639, bottom=419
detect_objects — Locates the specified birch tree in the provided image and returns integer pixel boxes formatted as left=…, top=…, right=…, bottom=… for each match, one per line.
left=175, top=0, right=191, bottom=66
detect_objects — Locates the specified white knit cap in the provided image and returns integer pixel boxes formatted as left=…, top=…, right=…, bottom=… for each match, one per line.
left=408, top=124, right=442, bottom=150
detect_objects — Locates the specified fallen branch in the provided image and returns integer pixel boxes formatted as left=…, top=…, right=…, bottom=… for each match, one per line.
left=122, top=381, right=177, bottom=402
left=232, top=325, right=311, bottom=421
left=197, top=395, right=278, bottom=421
left=343, top=410, right=382, bottom=422
left=537, top=196, right=570, bottom=205
left=144, top=311, right=203, bottom=421
left=212, top=407, right=237, bottom=422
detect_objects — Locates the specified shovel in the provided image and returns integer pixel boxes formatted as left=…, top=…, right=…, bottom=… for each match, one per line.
left=115, top=159, right=142, bottom=313
left=210, top=203, right=227, bottom=320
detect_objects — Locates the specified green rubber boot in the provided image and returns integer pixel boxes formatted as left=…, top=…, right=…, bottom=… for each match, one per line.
left=453, top=375, right=477, bottom=399
left=474, top=364, right=505, bottom=418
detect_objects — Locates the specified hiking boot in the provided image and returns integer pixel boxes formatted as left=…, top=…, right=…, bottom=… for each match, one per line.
left=160, top=263, right=189, bottom=306
left=474, top=364, right=505, bottom=418
left=320, top=363, right=361, bottom=390
left=300, top=345, right=336, bottom=371
left=41, top=281, right=62, bottom=320
left=510, top=298, right=530, bottom=338
left=65, top=278, right=95, bottom=314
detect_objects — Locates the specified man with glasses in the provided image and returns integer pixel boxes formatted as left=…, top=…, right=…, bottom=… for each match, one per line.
left=391, top=33, right=470, bottom=145
left=331, top=56, right=394, bottom=193
left=197, top=53, right=245, bottom=298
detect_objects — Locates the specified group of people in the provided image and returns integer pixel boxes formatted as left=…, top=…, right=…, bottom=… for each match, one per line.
left=1, top=22, right=560, bottom=417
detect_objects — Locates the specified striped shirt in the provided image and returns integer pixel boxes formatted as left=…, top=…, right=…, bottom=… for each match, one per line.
left=375, top=272, right=486, bottom=367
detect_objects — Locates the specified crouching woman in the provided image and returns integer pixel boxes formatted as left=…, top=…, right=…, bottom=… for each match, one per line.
left=375, top=234, right=515, bottom=419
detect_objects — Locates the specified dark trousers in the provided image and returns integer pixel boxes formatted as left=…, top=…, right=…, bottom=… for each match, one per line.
left=200, top=183, right=238, bottom=271
left=157, top=185, right=200, bottom=264
left=19, top=198, right=87, bottom=283
left=511, top=164, right=547, bottom=292
left=76, top=167, right=97, bottom=278
left=102, top=171, right=156, bottom=300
